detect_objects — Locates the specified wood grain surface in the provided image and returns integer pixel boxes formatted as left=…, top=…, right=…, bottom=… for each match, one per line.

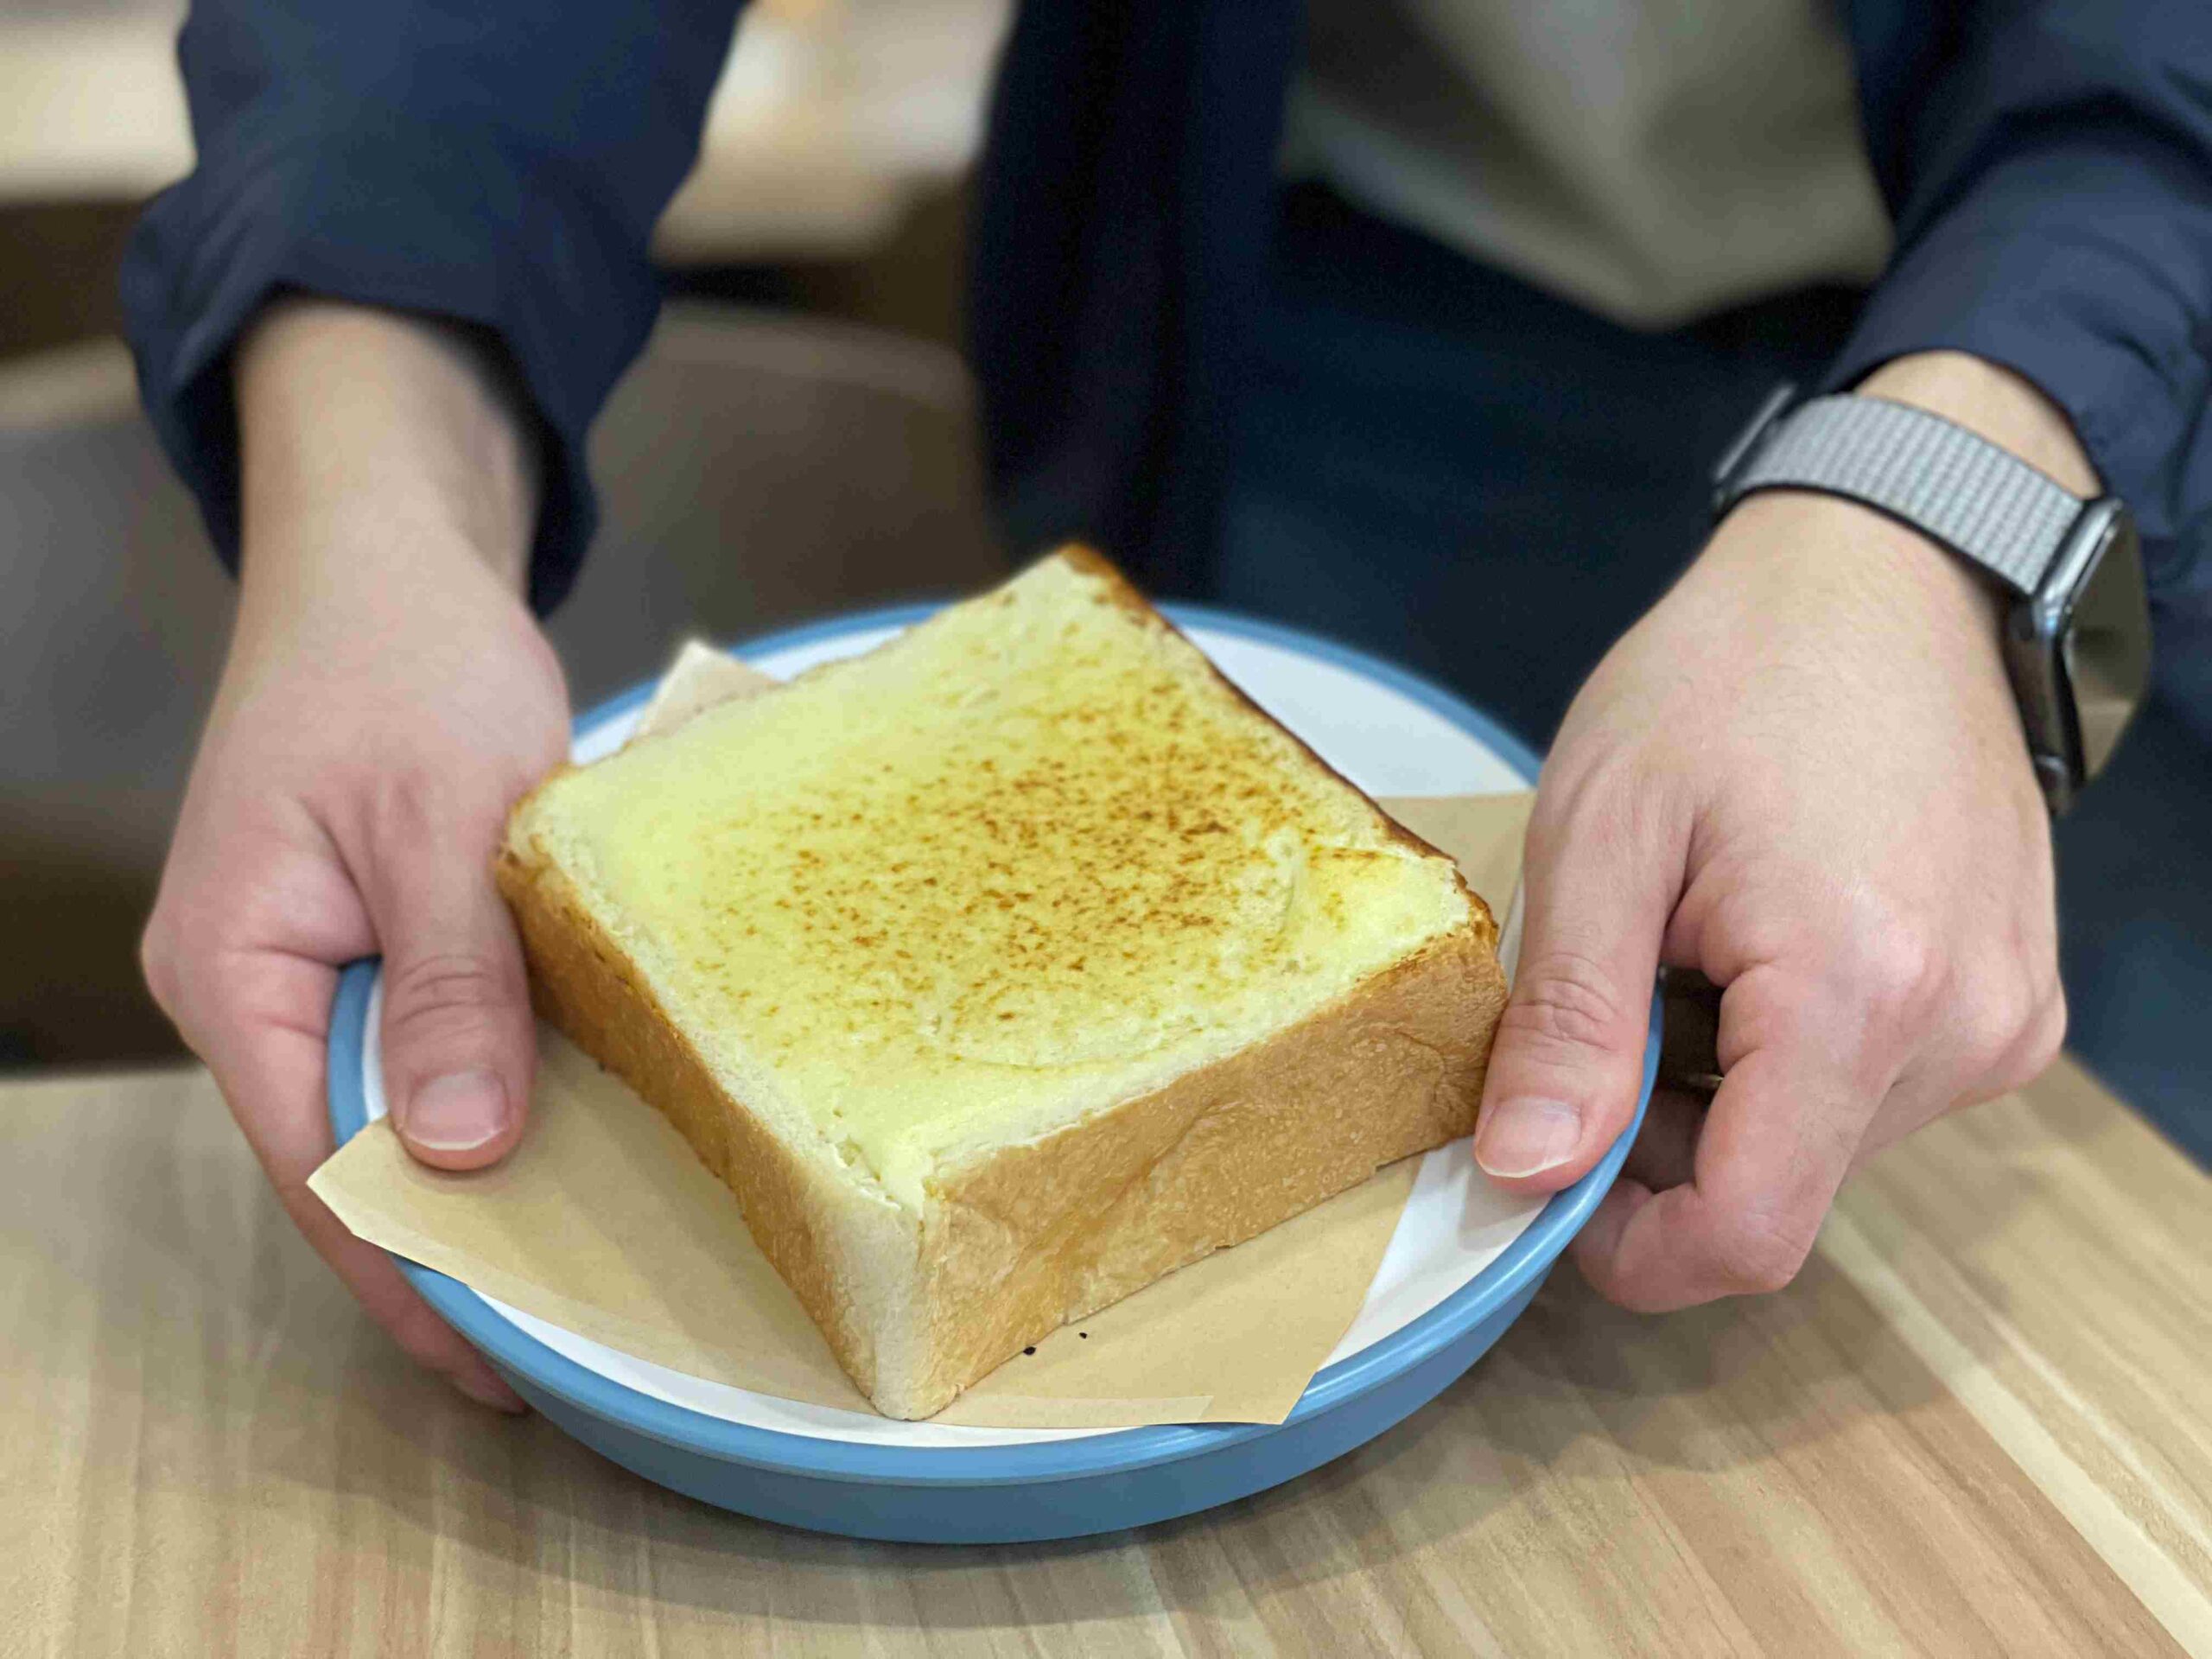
left=4, top=1058, right=2207, bottom=1656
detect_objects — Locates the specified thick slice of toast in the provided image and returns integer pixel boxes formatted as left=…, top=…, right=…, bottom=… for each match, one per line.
left=497, top=549, right=1508, bottom=1418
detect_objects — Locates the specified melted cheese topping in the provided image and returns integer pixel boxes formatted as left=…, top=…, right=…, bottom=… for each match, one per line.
left=532, top=558, right=1469, bottom=1205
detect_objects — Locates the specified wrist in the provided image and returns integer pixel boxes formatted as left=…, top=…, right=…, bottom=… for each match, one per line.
left=234, top=298, right=541, bottom=605
left=1692, top=351, right=2108, bottom=810
left=1708, top=349, right=2097, bottom=643
left=1852, top=351, right=2099, bottom=498
left=1706, top=488, right=2009, bottom=647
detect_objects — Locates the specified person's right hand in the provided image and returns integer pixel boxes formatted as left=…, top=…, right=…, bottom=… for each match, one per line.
left=141, top=300, right=565, bottom=1408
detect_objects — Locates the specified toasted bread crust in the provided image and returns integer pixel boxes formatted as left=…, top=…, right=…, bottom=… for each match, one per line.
left=495, top=842, right=918, bottom=1403
left=909, top=925, right=1503, bottom=1414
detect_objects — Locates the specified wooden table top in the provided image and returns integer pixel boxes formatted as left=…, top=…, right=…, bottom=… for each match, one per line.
left=6, top=1058, right=2208, bottom=1656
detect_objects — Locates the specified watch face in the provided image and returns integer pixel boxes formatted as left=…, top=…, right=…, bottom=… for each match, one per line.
left=2063, top=515, right=2151, bottom=780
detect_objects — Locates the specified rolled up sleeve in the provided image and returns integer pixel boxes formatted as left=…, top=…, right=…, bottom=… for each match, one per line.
left=1827, top=8, right=2212, bottom=615
left=122, top=0, right=746, bottom=612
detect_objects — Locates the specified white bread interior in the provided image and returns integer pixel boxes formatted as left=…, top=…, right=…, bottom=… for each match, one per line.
left=498, top=548, right=1507, bottom=1418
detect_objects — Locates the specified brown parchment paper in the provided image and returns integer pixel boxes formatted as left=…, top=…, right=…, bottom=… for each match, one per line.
left=309, top=639, right=1537, bottom=1427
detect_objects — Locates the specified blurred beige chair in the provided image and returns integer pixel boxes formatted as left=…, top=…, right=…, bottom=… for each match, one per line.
left=0, top=303, right=1004, bottom=1065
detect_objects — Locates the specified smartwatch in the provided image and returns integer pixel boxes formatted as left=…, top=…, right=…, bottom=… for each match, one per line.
left=1713, top=385, right=2152, bottom=815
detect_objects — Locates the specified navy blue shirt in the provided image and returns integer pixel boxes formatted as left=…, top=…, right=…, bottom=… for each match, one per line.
left=123, top=2, right=2212, bottom=627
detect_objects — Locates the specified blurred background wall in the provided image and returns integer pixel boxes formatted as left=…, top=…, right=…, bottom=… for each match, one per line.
left=1, top=0, right=1014, bottom=1067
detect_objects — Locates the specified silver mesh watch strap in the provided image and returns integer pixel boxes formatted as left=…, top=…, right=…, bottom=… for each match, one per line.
left=1721, top=393, right=2082, bottom=594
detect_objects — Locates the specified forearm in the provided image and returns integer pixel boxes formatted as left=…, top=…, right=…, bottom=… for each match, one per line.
left=234, top=300, right=542, bottom=613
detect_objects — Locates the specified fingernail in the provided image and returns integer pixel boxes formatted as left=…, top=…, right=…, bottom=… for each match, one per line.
left=1476, top=1096, right=1584, bottom=1178
left=404, top=1070, right=510, bottom=1152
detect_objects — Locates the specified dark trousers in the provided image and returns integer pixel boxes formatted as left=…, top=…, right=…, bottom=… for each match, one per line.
left=1205, top=183, right=2211, bottom=1159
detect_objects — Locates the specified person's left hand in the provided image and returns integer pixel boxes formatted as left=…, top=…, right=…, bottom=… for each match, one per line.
left=1471, top=353, right=2083, bottom=1308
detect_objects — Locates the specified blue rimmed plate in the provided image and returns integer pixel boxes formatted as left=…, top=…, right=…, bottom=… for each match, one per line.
left=326, top=604, right=1657, bottom=1541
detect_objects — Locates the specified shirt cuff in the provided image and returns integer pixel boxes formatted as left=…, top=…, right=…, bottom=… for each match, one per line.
left=1823, top=223, right=2209, bottom=608
left=121, top=119, right=658, bottom=613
